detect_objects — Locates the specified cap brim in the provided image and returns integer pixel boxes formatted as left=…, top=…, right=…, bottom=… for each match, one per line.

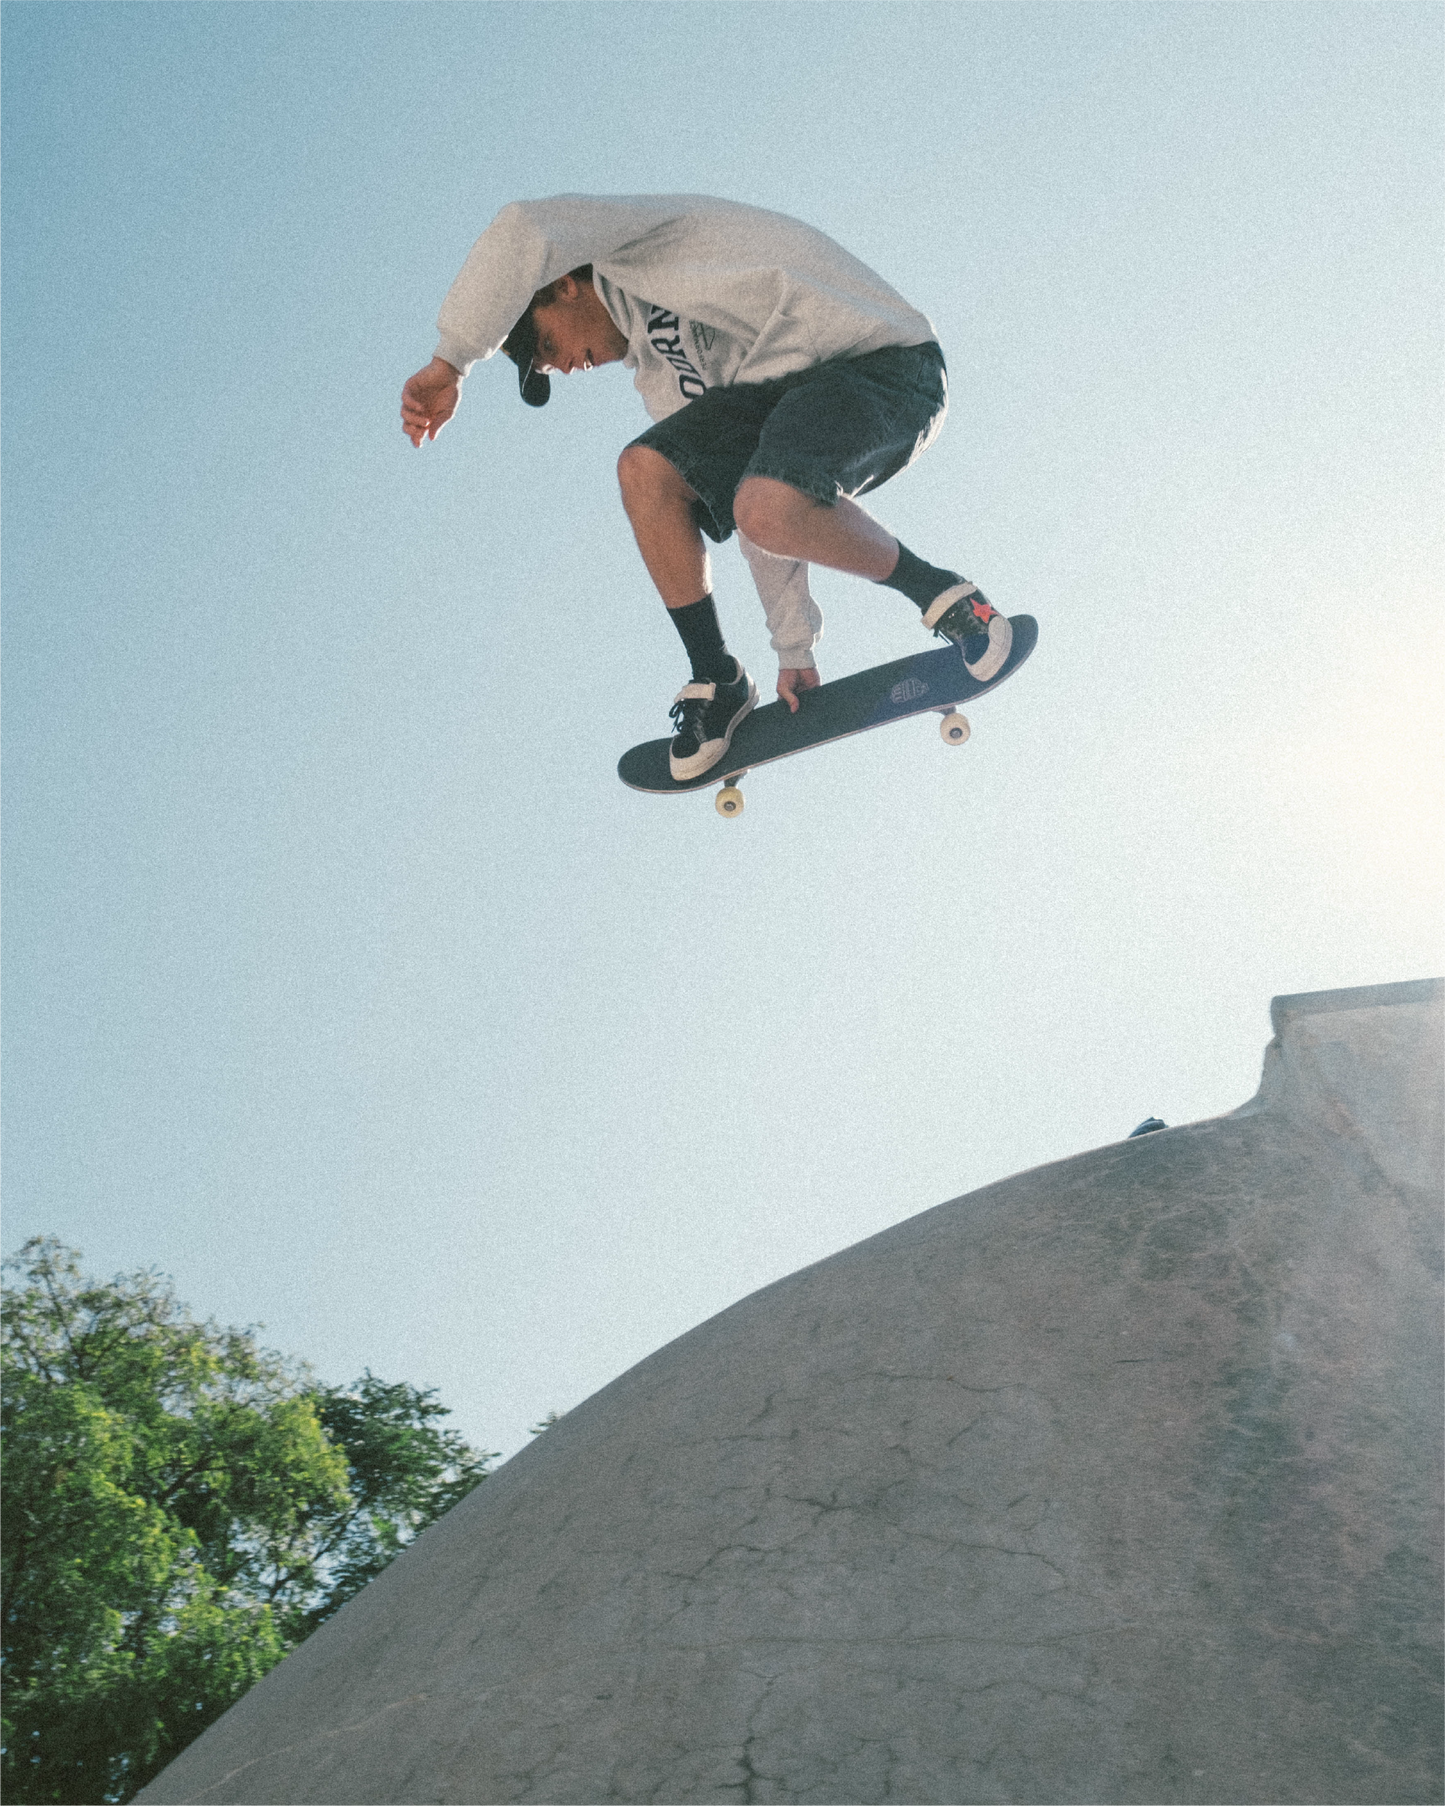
left=503, top=310, right=550, bottom=408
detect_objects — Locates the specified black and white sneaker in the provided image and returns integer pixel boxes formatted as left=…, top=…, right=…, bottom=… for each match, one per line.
left=668, top=660, right=758, bottom=780
left=922, top=583, right=1012, bottom=682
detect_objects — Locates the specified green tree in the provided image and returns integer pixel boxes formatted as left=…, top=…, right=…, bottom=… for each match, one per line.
left=1, top=1238, right=494, bottom=1804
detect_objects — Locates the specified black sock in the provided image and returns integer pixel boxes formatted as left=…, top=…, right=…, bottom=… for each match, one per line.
left=878, top=542, right=961, bottom=611
left=669, top=594, right=735, bottom=684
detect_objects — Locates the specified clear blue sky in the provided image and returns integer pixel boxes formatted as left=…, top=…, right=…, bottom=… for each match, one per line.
left=4, top=1, right=1441, bottom=1461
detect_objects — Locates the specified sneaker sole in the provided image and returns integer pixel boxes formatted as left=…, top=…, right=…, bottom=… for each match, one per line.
left=963, top=613, right=1012, bottom=683
left=669, top=677, right=759, bottom=780
left=922, top=586, right=1013, bottom=684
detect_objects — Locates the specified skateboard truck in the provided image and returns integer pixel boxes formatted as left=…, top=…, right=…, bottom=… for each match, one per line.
left=715, top=770, right=749, bottom=818
left=716, top=709, right=965, bottom=816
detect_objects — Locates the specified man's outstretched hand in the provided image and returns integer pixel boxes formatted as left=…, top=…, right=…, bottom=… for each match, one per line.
left=401, top=358, right=461, bottom=446
left=777, top=666, right=821, bottom=713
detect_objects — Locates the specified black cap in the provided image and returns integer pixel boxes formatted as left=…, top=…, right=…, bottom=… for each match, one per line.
left=501, top=310, right=550, bottom=408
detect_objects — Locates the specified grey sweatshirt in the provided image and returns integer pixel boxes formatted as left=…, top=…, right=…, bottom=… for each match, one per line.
left=434, top=194, right=937, bottom=667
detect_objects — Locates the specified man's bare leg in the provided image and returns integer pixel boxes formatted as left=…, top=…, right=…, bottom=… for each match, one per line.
left=734, top=472, right=1012, bottom=682
left=617, top=456, right=900, bottom=599
left=732, top=476, right=899, bottom=579
left=616, top=443, right=712, bottom=608
left=616, top=443, right=759, bottom=775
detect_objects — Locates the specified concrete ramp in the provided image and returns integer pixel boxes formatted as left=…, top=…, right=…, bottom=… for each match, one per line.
left=1238, top=980, right=1443, bottom=1192
left=140, top=979, right=1443, bottom=1805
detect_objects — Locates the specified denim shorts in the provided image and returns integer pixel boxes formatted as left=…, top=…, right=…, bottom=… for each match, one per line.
left=626, top=340, right=948, bottom=543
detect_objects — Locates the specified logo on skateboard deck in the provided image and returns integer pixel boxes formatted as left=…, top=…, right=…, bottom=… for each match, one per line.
left=890, top=677, right=930, bottom=703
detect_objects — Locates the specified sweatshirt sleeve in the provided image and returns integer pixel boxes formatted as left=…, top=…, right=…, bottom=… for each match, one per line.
left=434, top=196, right=696, bottom=375
left=434, top=204, right=567, bottom=374
left=737, top=534, right=823, bottom=669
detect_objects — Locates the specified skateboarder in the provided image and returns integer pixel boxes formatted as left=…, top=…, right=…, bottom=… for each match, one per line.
left=401, top=195, right=1009, bottom=780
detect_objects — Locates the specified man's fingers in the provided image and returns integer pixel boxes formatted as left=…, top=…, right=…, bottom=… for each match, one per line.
left=402, top=392, right=453, bottom=445
left=777, top=667, right=820, bottom=712
left=401, top=367, right=458, bottom=445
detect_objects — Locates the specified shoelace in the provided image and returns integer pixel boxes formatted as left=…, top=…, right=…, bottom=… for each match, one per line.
left=936, top=600, right=989, bottom=643
left=669, top=694, right=711, bottom=743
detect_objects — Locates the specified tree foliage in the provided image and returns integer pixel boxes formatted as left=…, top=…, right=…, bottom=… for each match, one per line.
left=1, top=1237, right=494, bottom=1803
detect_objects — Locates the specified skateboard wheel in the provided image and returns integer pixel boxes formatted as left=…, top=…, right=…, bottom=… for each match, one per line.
left=716, top=785, right=744, bottom=818
left=940, top=711, right=971, bottom=745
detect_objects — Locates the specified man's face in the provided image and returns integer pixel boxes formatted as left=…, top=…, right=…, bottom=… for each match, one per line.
left=530, top=277, right=629, bottom=377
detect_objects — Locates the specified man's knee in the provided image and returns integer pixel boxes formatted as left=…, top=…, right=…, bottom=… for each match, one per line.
left=617, top=443, right=693, bottom=515
left=732, top=476, right=814, bottom=551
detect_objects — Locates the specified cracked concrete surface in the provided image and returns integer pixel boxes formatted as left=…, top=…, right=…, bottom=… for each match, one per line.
left=138, top=979, right=1443, bottom=1805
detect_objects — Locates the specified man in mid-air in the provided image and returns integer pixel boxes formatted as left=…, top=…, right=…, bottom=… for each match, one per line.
left=401, top=194, right=1010, bottom=780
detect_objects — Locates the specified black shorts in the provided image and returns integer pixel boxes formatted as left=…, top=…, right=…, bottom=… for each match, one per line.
left=626, top=340, right=948, bottom=543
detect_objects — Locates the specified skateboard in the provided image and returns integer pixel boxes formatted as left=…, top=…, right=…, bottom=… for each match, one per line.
left=618, top=615, right=1037, bottom=815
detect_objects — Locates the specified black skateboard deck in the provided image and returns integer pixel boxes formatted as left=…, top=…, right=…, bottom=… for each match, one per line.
left=618, top=615, right=1037, bottom=814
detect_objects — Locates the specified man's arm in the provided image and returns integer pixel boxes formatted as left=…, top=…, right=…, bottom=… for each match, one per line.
left=401, top=358, right=461, bottom=447
left=736, top=532, right=824, bottom=711
left=432, top=197, right=701, bottom=376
